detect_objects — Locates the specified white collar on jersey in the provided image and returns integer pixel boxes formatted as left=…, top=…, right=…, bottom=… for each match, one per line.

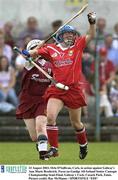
left=57, top=43, right=74, bottom=50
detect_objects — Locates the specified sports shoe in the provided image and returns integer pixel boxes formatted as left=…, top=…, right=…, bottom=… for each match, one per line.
left=39, top=151, right=49, bottom=160
left=79, top=144, right=88, bottom=160
left=36, top=144, right=49, bottom=160
left=46, top=147, right=59, bottom=158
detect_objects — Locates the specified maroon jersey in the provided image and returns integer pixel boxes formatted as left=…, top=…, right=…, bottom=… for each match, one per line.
left=17, top=58, right=52, bottom=113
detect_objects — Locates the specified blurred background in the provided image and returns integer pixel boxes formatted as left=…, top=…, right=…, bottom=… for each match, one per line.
left=0, top=0, right=118, bottom=143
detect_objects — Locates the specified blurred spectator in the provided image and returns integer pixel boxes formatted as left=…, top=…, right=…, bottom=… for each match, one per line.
left=96, top=18, right=107, bottom=48
left=82, top=52, right=94, bottom=80
left=3, top=21, right=15, bottom=48
left=81, top=51, right=93, bottom=118
left=52, top=20, right=63, bottom=33
left=87, top=40, right=96, bottom=56
left=0, top=29, right=13, bottom=64
left=104, top=34, right=118, bottom=68
left=46, top=19, right=63, bottom=43
left=109, top=76, right=118, bottom=116
left=0, top=55, right=18, bottom=107
left=112, top=22, right=118, bottom=49
left=17, top=16, right=44, bottom=47
left=87, top=18, right=107, bottom=57
left=90, top=47, right=115, bottom=117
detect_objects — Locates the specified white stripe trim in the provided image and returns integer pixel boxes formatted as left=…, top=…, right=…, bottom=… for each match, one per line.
left=46, top=126, right=58, bottom=130
left=76, top=127, right=85, bottom=134
left=57, top=43, right=74, bottom=50
left=47, top=128, right=58, bottom=131
left=80, top=143, right=88, bottom=147
left=47, top=46, right=61, bottom=55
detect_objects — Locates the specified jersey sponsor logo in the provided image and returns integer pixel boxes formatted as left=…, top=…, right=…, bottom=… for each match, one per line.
left=54, top=59, right=73, bottom=67
left=31, top=74, right=50, bottom=82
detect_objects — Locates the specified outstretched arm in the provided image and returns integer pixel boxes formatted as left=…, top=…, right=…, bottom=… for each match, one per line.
left=86, top=12, right=96, bottom=44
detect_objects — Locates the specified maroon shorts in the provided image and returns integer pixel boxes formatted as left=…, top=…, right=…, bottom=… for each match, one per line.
left=16, top=102, right=46, bottom=119
left=44, top=85, right=87, bottom=109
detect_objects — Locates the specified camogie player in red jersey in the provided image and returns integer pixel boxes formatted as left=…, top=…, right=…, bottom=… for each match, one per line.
left=26, top=12, right=96, bottom=160
left=16, top=39, right=53, bottom=160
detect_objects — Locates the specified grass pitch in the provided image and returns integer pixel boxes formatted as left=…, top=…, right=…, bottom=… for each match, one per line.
left=0, top=142, right=118, bottom=165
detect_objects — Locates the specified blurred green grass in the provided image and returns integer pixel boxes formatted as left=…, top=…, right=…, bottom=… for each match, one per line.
left=0, top=142, right=118, bottom=165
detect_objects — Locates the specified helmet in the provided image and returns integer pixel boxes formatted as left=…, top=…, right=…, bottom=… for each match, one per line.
left=99, top=47, right=107, bottom=56
left=56, top=25, right=77, bottom=43
left=26, top=39, right=43, bottom=50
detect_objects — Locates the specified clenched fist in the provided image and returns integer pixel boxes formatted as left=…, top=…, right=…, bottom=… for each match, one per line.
left=87, top=12, right=96, bottom=24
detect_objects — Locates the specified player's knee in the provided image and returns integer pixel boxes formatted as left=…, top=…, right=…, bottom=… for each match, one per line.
left=47, top=113, right=56, bottom=125
left=73, top=121, right=84, bottom=130
left=36, top=125, right=45, bottom=133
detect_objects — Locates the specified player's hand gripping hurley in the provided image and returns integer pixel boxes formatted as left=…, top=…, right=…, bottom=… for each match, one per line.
left=13, top=47, right=69, bottom=90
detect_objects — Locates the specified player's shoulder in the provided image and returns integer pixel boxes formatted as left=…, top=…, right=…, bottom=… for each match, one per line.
left=45, top=43, right=60, bottom=53
left=75, top=35, right=86, bottom=47
left=76, top=35, right=86, bottom=42
left=46, top=43, right=57, bottom=48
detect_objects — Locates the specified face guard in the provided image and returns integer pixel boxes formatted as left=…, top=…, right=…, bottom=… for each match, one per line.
left=56, top=25, right=77, bottom=46
left=63, top=32, right=76, bottom=46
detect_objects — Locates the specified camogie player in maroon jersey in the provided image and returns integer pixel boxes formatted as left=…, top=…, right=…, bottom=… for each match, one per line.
left=16, top=39, right=52, bottom=160
left=26, top=12, right=96, bottom=160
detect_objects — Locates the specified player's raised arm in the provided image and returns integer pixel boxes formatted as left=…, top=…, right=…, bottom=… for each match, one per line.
left=86, top=12, right=96, bottom=44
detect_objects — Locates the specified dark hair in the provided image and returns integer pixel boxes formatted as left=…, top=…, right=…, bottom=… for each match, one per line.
left=52, top=20, right=62, bottom=28
left=0, top=55, right=9, bottom=71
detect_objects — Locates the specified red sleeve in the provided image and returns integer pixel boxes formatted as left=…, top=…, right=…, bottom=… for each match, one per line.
left=37, top=45, right=51, bottom=61
left=76, top=36, right=86, bottom=50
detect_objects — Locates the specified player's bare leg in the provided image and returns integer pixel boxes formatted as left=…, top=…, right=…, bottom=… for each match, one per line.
left=46, top=98, right=64, bottom=158
left=24, top=117, right=48, bottom=160
left=35, top=115, right=48, bottom=160
left=68, top=108, right=88, bottom=159
left=24, top=119, right=37, bottom=141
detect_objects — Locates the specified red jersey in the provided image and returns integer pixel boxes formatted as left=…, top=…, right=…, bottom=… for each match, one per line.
left=91, top=59, right=115, bottom=85
left=38, top=36, right=86, bottom=86
left=17, top=58, right=52, bottom=111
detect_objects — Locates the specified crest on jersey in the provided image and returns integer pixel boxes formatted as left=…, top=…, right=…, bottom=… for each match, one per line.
left=51, top=52, right=58, bottom=57
left=68, top=50, right=74, bottom=56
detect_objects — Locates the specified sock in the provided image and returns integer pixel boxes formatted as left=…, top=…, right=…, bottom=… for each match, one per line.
left=47, top=125, right=58, bottom=148
left=37, top=134, right=48, bottom=152
left=76, top=127, right=88, bottom=146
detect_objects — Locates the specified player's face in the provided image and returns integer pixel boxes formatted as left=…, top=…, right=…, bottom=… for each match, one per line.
left=62, top=32, right=76, bottom=46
